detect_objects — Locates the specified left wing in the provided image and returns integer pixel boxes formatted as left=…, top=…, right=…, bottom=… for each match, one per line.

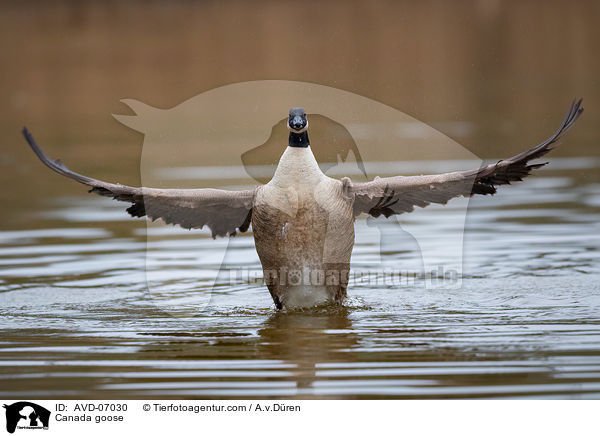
left=22, top=128, right=255, bottom=237
left=348, top=99, right=583, bottom=218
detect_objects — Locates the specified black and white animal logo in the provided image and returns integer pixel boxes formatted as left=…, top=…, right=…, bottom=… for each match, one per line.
left=3, top=402, right=50, bottom=434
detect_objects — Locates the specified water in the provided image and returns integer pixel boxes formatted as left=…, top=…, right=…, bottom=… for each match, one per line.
left=1, top=159, right=599, bottom=399
left=1, top=0, right=598, bottom=402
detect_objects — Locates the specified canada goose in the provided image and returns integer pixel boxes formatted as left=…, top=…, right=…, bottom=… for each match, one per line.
left=22, top=101, right=583, bottom=309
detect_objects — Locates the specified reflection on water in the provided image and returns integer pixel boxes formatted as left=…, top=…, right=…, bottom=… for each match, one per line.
left=0, top=159, right=599, bottom=399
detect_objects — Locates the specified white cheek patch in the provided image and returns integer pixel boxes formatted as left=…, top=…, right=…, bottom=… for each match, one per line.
left=287, top=120, right=309, bottom=133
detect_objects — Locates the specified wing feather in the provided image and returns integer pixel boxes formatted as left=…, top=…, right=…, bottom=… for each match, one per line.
left=23, top=128, right=255, bottom=237
left=349, top=99, right=583, bottom=218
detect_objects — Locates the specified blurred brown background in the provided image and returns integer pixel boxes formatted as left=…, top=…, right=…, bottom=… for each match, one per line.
left=1, top=0, right=598, bottom=212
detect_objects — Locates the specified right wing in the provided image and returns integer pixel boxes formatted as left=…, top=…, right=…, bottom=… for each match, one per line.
left=23, top=128, right=255, bottom=238
left=349, top=99, right=583, bottom=218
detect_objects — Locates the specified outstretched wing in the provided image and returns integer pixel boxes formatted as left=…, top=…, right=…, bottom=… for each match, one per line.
left=23, top=128, right=255, bottom=237
left=349, top=99, right=584, bottom=218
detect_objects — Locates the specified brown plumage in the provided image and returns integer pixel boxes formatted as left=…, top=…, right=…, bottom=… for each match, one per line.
left=22, top=101, right=583, bottom=309
left=349, top=99, right=583, bottom=218
left=23, top=128, right=255, bottom=238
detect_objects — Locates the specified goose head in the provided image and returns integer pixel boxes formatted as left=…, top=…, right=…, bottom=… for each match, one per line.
left=287, top=108, right=310, bottom=148
left=287, top=107, right=308, bottom=133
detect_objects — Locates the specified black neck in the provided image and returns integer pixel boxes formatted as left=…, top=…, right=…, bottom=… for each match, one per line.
left=288, top=131, right=310, bottom=148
